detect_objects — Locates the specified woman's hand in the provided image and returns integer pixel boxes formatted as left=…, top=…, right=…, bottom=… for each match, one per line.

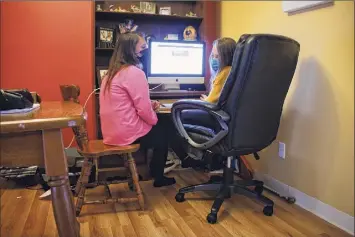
left=200, top=94, right=207, bottom=101
left=151, top=100, right=161, bottom=112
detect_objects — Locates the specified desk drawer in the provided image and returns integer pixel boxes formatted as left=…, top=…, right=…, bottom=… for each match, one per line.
left=1, top=131, right=44, bottom=167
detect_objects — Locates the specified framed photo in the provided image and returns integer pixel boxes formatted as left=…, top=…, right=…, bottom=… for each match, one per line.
left=97, top=27, right=116, bottom=48
left=140, top=2, right=156, bottom=14
left=96, top=66, right=108, bottom=87
left=159, top=7, right=171, bottom=15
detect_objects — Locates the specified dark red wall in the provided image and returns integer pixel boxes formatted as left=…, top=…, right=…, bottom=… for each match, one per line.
left=201, top=1, right=219, bottom=90
left=0, top=1, right=95, bottom=146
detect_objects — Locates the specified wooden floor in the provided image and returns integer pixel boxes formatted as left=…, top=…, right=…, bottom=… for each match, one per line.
left=0, top=170, right=351, bottom=237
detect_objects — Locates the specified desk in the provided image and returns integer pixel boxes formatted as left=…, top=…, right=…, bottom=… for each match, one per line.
left=150, top=90, right=205, bottom=100
left=157, top=99, right=178, bottom=114
left=0, top=101, right=84, bottom=237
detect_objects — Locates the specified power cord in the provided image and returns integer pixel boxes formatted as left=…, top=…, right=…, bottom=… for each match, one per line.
left=65, top=88, right=100, bottom=149
left=65, top=83, right=163, bottom=149
left=149, top=83, right=163, bottom=91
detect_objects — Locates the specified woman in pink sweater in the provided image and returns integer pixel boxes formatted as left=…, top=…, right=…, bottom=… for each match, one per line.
left=99, top=32, right=175, bottom=187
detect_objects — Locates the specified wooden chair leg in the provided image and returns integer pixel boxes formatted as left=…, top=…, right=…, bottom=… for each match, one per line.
left=127, top=153, right=144, bottom=210
left=124, top=157, right=134, bottom=191
left=94, top=158, right=99, bottom=182
left=104, top=184, right=112, bottom=199
left=74, top=156, right=90, bottom=195
left=75, top=157, right=93, bottom=216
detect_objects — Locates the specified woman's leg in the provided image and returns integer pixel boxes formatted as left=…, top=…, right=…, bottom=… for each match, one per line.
left=140, top=117, right=176, bottom=187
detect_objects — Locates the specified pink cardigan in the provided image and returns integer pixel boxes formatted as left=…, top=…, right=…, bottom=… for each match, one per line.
left=99, top=66, right=158, bottom=146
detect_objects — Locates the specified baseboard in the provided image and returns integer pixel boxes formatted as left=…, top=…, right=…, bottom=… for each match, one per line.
left=254, top=172, right=354, bottom=236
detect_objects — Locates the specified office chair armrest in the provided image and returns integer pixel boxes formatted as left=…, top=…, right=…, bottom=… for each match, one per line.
left=171, top=100, right=229, bottom=150
left=173, top=99, right=230, bottom=121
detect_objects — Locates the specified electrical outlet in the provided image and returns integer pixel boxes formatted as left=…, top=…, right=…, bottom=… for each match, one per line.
left=278, top=142, right=286, bottom=159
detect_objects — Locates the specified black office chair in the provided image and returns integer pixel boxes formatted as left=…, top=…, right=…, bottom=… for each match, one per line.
left=171, top=34, right=300, bottom=224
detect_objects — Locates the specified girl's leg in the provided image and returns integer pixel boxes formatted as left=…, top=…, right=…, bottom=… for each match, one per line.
left=140, top=117, right=176, bottom=187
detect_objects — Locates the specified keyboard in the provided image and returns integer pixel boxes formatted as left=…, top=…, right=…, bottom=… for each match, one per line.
left=151, top=90, right=202, bottom=93
left=165, top=90, right=189, bottom=92
left=0, top=166, right=38, bottom=178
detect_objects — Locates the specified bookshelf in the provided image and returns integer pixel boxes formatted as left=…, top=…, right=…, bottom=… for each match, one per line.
left=94, top=1, right=218, bottom=139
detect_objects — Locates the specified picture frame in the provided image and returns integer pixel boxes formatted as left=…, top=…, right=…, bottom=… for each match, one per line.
left=97, top=26, right=116, bottom=48
left=140, top=2, right=156, bottom=14
left=96, top=66, right=108, bottom=87
left=159, top=7, right=171, bottom=15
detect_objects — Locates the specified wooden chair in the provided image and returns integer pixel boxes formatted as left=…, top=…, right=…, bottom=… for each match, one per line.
left=60, top=84, right=144, bottom=216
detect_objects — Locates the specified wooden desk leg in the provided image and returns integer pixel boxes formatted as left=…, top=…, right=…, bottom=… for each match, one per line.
left=42, top=129, right=80, bottom=237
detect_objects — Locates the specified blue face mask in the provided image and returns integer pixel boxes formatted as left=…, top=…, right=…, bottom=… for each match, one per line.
left=210, top=58, right=219, bottom=72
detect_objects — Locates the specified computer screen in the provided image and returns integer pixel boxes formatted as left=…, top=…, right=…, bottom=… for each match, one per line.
left=148, top=41, right=205, bottom=77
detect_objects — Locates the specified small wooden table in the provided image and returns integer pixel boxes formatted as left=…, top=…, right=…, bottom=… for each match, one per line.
left=0, top=101, right=84, bottom=237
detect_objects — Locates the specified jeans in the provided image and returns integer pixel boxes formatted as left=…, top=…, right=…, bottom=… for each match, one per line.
left=137, top=114, right=188, bottom=179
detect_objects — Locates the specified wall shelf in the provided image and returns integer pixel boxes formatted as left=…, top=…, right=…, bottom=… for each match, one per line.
left=94, top=1, right=218, bottom=139
left=96, top=11, right=203, bottom=25
left=95, top=48, right=114, bottom=51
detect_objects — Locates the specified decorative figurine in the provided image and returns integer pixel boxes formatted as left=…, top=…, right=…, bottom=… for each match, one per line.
left=118, top=19, right=139, bottom=34
left=96, top=4, right=103, bottom=11
left=183, top=26, right=197, bottom=41
left=130, top=25, right=138, bottom=32
left=131, top=5, right=141, bottom=13
left=119, top=23, right=127, bottom=34
left=118, top=7, right=129, bottom=12
left=145, top=34, right=156, bottom=45
left=126, top=19, right=133, bottom=29
left=186, top=11, right=197, bottom=17
left=109, top=5, right=115, bottom=12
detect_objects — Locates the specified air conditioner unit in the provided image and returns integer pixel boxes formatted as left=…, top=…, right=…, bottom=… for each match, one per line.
left=282, top=1, right=333, bottom=13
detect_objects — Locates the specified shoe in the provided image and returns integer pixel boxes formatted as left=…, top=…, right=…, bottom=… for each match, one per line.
left=153, top=176, right=176, bottom=187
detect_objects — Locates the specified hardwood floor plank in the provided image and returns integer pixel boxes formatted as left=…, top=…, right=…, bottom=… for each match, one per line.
left=21, top=190, right=51, bottom=237
left=1, top=188, right=36, bottom=237
left=127, top=207, right=163, bottom=237
left=0, top=170, right=352, bottom=237
left=80, top=221, right=91, bottom=237
left=159, top=219, right=186, bottom=237
left=1, top=188, right=23, bottom=228
left=43, top=204, right=58, bottom=237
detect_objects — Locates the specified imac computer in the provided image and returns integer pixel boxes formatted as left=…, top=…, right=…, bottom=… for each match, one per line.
left=147, top=40, right=205, bottom=90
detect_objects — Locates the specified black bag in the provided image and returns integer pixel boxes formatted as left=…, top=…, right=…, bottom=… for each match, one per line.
left=0, top=89, right=34, bottom=111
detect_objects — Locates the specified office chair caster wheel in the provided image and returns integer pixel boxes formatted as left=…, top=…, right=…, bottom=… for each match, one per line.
left=263, top=206, right=273, bottom=216
left=254, top=185, right=264, bottom=196
left=207, top=213, right=217, bottom=224
left=175, top=193, right=185, bottom=202
left=286, top=197, right=296, bottom=204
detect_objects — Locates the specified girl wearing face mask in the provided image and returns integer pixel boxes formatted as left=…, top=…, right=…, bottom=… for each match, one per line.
left=200, top=37, right=237, bottom=103
left=100, top=32, right=176, bottom=187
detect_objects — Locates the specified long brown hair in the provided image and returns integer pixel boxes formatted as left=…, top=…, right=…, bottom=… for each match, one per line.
left=212, top=37, right=237, bottom=71
left=103, top=32, right=143, bottom=93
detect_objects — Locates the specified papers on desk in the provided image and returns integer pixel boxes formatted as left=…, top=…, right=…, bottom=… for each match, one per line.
left=0, top=103, right=40, bottom=115
left=161, top=103, right=173, bottom=108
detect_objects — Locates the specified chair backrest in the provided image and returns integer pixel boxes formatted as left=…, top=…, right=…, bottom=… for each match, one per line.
left=218, top=34, right=300, bottom=154
left=60, top=84, right=81, bottom=103
left=59, top=84, right=88, bottom=151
